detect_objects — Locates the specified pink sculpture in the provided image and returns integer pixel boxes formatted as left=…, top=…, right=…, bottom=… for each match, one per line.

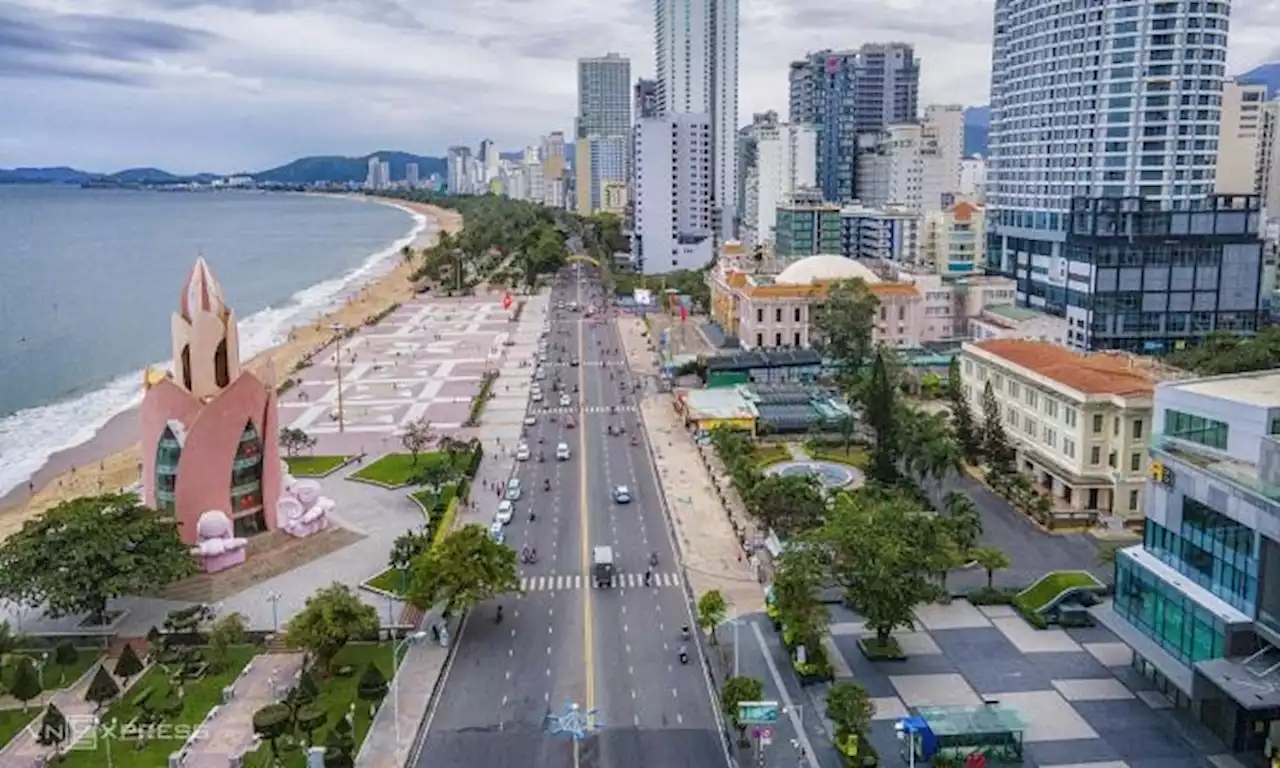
left=189, top=510, right=248, bottom=573
left=276, top=460, right=334, bottom=537
left=139, top=258, right=282, bottom=556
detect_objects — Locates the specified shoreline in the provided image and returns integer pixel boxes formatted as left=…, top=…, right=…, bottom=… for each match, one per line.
left=0, top=198, right=461, bottom=540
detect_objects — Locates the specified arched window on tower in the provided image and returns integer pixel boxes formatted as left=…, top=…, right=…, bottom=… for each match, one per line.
left=155, top=426, right=182, bottom=514
left=229, top=420, right=267, bottom=537
left=181, top=345, right=193, bottom=391
left=214, top=339, right=230, bottom=388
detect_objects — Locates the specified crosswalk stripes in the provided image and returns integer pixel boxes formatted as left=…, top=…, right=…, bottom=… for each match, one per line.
left=529, top=405, right=638, bottom=416
left=519, top=571, right=681, bottom=592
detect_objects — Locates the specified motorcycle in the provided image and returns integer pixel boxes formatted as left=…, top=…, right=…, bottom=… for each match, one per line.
left=649, top=551, right=659, bottom=567
left=544, top=479, right=551, bottom=491
left=496, top=605, right=504, bottom=624
left=681, top=625, right=691, bottom=641
left=679, top=646, right=688, bottom=665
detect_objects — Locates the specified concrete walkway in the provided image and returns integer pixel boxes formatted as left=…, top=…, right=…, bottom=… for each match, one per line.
left=183, top=653, right=305, bottom=767
left=0, top=661, right=141, bottom=762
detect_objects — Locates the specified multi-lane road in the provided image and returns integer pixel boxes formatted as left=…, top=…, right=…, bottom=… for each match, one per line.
left=415, top=265, right=730, bottom=768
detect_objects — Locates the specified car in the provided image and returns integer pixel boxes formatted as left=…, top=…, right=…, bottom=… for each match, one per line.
left=556, top=443, right=571, bottom=460
left=559, top=394, right=571, bottom=407
left=570, top=358, right=581, bottom=367
left=536, top=369, right=547, bottom=380
left=505, top=479, right=523, bottom=500
left=489, top=521, right=506, bottom=543
left=613, top=485, right=631, bottom=504
left=564, top=415, right=575, bottom=429
left=539, top=353, right=548, bottom=363
left=515, top=443, right=531, bottom=461
left=495, top=500, right=514, bottom=525
left=523, top=415, right=537, bottom=426
left=531, top=391, right=544, bottom=402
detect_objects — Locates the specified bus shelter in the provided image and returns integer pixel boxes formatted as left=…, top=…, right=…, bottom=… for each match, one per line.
left=905, top=705, right=1027, bottom=764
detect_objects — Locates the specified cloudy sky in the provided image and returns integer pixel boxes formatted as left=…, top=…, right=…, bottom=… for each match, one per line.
left=1, top=0, right=1277, bottom=174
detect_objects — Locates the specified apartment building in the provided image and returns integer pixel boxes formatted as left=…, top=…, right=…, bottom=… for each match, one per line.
left=1096, top=371, right=1280, bottom=755
left=1216, top=82, right=1267, bottom=196
left=960, top=339, right=1168, bottom=526
left=740, top=117, right=818, bottom=247
left=632, top=113, right=714, bottom=274
left=920, top=201, right=985, bottom=276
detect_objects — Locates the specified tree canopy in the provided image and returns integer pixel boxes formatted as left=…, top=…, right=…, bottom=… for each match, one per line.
left=407, top=523, right=521, bottom=614
left=1165, top=327, right=1280, bottom=376
left=813, top=279, right=879, bottom=391
left=0, top=493, right=195, bottom=622
left=743, top=474, right=827, bottom=537
left=284, top=583, right=380, bottom=676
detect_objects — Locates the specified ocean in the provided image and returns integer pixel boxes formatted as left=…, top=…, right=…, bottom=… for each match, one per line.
left=0, top=186, right=423, bottom=497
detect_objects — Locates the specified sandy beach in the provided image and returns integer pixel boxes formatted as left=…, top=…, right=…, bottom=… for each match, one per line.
left=0, top=198, right=462, bottom=541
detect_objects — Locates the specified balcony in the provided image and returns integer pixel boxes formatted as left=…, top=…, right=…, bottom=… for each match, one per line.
left=1151, top=433, right=1280, bottom=503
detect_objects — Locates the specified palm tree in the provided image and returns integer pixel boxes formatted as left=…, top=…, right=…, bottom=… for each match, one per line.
left=972, top=546, right=1012, bottom=588
left=942, top=491, right=983, bottom=556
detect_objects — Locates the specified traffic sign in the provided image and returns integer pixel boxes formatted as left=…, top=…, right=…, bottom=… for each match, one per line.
left=738, top=700, right=780, bottom=724
left=750, top=725, right=774, bottom=741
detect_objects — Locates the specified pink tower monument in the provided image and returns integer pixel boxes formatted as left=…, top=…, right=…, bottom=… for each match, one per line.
left=139, top=258, right=282, bottom=570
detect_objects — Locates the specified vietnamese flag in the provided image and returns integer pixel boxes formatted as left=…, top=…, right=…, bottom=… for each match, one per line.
left=680, top=304, right=687, bottom=323
left=502, top=292, right=513, bottom=309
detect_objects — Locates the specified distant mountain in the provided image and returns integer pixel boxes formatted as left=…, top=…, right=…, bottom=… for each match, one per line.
left=0, top=165, right=217, bottom=184
left=250, top=151, right=446, bottom=184
left=0, top=166, right=93, bottom=184
left=1237, top=62, right=1280, bottom=98
left=963, top=106, right=990, bottom=157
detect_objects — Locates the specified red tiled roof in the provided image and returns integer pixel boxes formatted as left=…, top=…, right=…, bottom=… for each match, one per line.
left=972, top=339, right=1155, bottom=396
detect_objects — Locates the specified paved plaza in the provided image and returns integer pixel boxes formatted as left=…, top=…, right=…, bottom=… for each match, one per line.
left=819, top=600, right=1236, bottom=768
left=280, top=295, right=521, bottom=456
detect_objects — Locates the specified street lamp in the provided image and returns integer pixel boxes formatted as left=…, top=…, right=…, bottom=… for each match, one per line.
left=266, top=591, right=281, bottom=633
left=392, top=631, right=429, bottom=743
left=331, top=322, right=347, bottom=433
left=92, top=715, right=114, bottom=768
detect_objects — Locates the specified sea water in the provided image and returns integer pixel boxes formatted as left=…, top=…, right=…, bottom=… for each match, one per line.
left=0, top=186, right=424, bottom=497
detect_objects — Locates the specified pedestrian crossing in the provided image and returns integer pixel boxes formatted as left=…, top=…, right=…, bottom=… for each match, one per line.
left=530, top=405, right=638, bottom=415
left=519, top=571, right=682, bottom=592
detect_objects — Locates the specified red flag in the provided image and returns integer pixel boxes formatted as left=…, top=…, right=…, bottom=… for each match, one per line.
left=680, top=305, right=687, bottom=323
left=502, top=292, right=513, bottom=310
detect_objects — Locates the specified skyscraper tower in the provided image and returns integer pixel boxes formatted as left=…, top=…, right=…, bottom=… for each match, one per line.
left=788, top=44, right=919, bottom=203
left=986, top=0, right=1265, bottom=352
left=576, top=53, right=631, bottom=214
left=654, top=0, right=739, bottom=237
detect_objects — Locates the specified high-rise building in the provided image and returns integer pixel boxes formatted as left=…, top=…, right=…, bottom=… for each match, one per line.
left=446, top=146, right=473, bottom=195
left=742, top=117, right=817, bottom=246
left=576, top=54, right=632, bottom=215
left=986, top=0, right=1265, bottom=353
left=1216, top=82, right=1280, bottom=219
left=364, top=156, right=390, bottom=190
left=789, top=44, right=920, bottom=203
left=634, top=78, right=660, bottom=120
left=405, top=163, right=419, bottom=188
left=959, top=158, right=987, bottom=201
left=856, top=122, right=950, bottom=213
left=633, top=113, right=713, bottom=274
left=924, top=104, right=965, bottom=195
left=654, top=0, right=739, bottom=237
left=479, top=139, right=500, bottom=184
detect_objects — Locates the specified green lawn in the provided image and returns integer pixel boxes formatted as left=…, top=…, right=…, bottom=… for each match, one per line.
left=0, top=708, right=38, bottom=753
left=1015, top=570, right=1104, bottom=613
left=244, top=643, right=400, bottom=768
left=752, top=444, right=792, bottom=468
left=409, top=483, right=456, bottom=519
left=59, top=646, right=257, bottom=767
left=365, top=568, right=409, bottom=597
left=285, top=455, right=350, bottom=477
left=805, top=443, right=870, bottom=468
left=349, top=452, right=462, bottom=489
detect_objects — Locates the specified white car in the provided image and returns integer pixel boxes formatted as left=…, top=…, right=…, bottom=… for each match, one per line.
left=613, top=485, right=631, bottom=504
left=556, top=442, right=571, bottom=460
left=505, top=479, right=522, bottom=501
left=536, top=369, right=547, bottom=381
left=539, top=353, right=548, bottom=363
left=495, top=500, right=514, bottom=525
left=515, top=443, right=531, bottom=461
left=523, top=415, right=537, bottom=426
left=532, top=390, right=544, bottom=402
left=489, top=521, right=506, bottom=543
left=559, top=394, right=571, bottom=407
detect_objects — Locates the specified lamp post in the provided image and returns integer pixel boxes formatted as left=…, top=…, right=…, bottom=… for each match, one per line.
left=392, top=631, right=428, bottom=743
left=331, top=322, right=346, bottom=433
left=266, top=591, right=281, bottom=633
left=36, top=651, right=48, bottom=688
left=93, top=715, right=114, bottom=768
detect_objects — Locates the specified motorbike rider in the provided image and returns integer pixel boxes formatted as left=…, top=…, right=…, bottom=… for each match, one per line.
left=496, top=605, right=504, bottom=623
left=544, top=478, right=551, bottom=491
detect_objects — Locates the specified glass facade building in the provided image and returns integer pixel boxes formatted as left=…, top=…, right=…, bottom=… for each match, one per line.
left=1115, top=547, right=1228, bottom=665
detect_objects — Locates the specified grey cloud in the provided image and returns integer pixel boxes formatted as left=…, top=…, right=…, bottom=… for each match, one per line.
left=0, top=2, right=215, bottom=83
left=141, top=0, right=426, bottom=30
left=781, top=0, right=992, bottom=43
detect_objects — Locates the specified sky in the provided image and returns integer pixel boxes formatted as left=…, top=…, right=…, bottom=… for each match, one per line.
left=1, top=0, right=1277, bottom=175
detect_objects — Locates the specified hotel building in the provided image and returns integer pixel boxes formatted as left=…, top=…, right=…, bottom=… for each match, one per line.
left=740, top=116, right=818, bottom=247
left=1096, top=372, right=1280, bottom=754
left=985, top=0, right=1268, bottom=352
left=575, top=53, right=631, bottom=214
left=959, top=340, right=1178, bottom=526
left=632, top=113, right=714, bottom=274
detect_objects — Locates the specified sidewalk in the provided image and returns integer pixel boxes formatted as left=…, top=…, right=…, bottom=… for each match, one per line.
left=184, top=653, right=305, bottom=767
left=0, top=660, right=141, bottom=762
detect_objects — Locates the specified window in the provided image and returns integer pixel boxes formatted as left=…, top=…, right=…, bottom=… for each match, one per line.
left=1046, top=399, right=1059, bottom=419
left=1093, top=413, right=1104, bottom=433
left=794, top=307, right=801, bottom=322
left=1025, top=417, right=1038, bottom=437
left=1090, top=445, right=1101, bottom=465
left=1026, top=390, right=1038, bottom=409
left=1009, top=381, right=1020, bottom=399
left=1130, top=452, right=1142, bottom=472
left=793, top=332, right=801, bottom=346
left=1114, top=417, right=1121, bottom=436
left=964, top=359, right=973, bottom=375
left=1044, top=427, right=1058, bottom=449
left=775, top=308, right=783, bottom=322
left=756, top=308, right=763, bottom=323
left=1129, top=490, right=1140, bottom=511
left=1065, top=407, right=1077, bottom=428
left=1115, top=552, right=1227, bottom=665
left=1133, top=419, right=1144, bottom=440
left=995, top=374, right=1004, bottom=392
left=1006, top=406, right=1017, bottom=426
left=1064, top=438, right=1076, bottom=458
left=1164, top=409, right=1228, bottom=450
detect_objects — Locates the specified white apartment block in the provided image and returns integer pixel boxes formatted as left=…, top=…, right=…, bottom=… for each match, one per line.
left=364, top=156, right=390, bottom=190
left=841, top=202, right=921, bottom=265
left=959, top=158, right=986, bottom=201
left=960, top=339, right=1166, bottom=526
left=654, top=0, right=739, bottom=236
left=856, top=122, right=951, bottom=213
left=924, top=104, right=965, bottom=195
left=633, top=113, right=714, bottom=274
left=1215, top=82, right=1266, bottom=197
left=744, top=123, right=817, bottom=246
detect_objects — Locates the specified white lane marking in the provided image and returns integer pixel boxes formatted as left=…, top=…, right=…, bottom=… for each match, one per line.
left=751, top=621, right=819, bottom=768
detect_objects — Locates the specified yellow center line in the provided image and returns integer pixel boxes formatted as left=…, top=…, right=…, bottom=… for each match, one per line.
left=576, top=277, right=596, bottom=715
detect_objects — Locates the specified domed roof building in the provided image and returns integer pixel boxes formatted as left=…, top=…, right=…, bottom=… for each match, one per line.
left=774, top=255, right=882, bottom=286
